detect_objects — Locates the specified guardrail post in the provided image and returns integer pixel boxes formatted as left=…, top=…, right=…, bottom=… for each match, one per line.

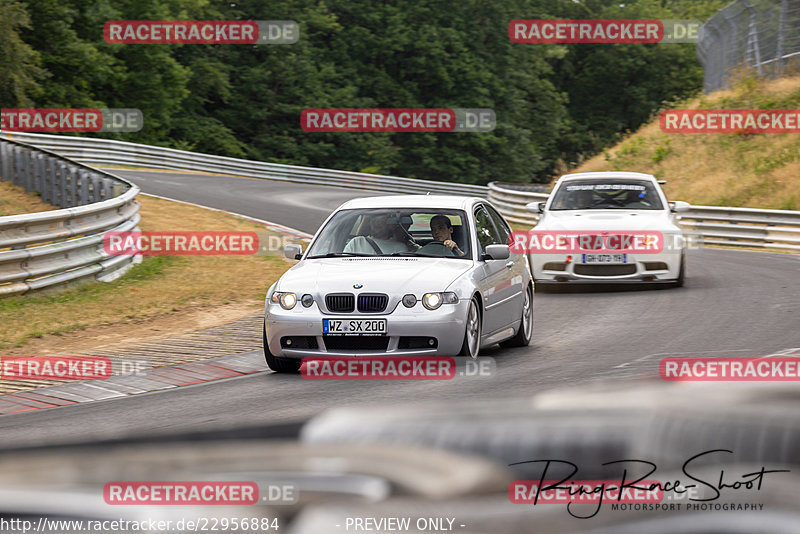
left=59, top=161, right=72, bottom=208
left=42, top=155, right=55, bottom=204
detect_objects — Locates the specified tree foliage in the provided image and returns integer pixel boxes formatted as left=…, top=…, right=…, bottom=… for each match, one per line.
left=0, top=0, right=726, bottom=184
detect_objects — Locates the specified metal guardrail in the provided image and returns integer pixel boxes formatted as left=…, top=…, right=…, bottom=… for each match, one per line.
left=3, top=132, right=797, bottom=254
left=488, top=182, right=800, bottom=252
left=0, top=132, right=488, bottom=197
left=0, top=137, right=141, bottom=297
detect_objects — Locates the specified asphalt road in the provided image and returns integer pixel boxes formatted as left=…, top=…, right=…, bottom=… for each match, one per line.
left=0, top=170, right=798, bottom=448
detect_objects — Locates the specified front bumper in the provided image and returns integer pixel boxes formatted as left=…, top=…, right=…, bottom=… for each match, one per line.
left=264, top=299, right=470, bottom=358
left=529, top=251, right=682, bottom=283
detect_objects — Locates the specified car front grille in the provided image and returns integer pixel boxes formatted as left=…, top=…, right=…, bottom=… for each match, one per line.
left=323, top=336, right=390, bottom=351
left=326, top=293, right=355, bottom=313
left=574, top=264, right=637, bottom=276
left=357, top=293, right=388, bottom=313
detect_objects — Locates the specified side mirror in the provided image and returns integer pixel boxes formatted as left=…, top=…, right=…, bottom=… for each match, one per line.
left=284, top=244, right=303, bottom=260
left=525, top=201, right=544, bottom=213
left=483, top=244, right=510, bottom=261
left=670, top=201, right=690, bottom=213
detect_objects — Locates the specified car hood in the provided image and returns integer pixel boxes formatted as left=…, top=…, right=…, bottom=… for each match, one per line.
left=277, top=257, right=473, bottom=295
left=537, top=210, right=679, bottom=231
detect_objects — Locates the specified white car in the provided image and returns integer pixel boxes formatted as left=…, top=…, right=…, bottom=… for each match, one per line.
left=263, top=195, right=534, bottom=373
left=525, top=172, right=689, bottom=286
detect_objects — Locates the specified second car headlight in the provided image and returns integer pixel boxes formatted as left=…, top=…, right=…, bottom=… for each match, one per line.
left=271, top=292, right=297, bottom=310
left=422, top=292, right=458, bottom=310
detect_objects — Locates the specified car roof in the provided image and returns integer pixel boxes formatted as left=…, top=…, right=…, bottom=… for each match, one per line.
left=558, top=171, right=657, bottom=182
left=337, top=194, right=483, bottom=211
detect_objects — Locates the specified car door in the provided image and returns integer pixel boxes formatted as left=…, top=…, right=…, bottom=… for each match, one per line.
left=473, top=204, right=517, bottom=337
left=485, top=203, right=525, bottom=322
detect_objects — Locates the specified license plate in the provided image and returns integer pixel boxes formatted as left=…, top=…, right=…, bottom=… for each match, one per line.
left=323, top=318, right=387, bottom=335
left=582, top=254, right=626, bottom=264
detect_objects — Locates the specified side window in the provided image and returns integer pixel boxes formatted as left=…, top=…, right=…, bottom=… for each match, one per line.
left=473, top=205, right=502, bottom=253
left=485, top=204, right=511, bottom=245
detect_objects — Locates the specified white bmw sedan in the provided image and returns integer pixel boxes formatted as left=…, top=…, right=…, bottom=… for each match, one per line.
left=263, top=195, right=534, bottom=373
left=525, top=172, right=689, bottom=286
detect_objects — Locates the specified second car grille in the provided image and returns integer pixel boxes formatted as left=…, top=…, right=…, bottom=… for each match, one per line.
left=574, top=264, right=637, bottom=276
left=326, top=293, right=355, bottom=313
left=323, top=336, right=390, bottom=351
left=357, top=293, right=388, bottom=313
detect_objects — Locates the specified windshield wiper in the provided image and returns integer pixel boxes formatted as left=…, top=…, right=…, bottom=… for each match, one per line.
left=306, top=252, right=373, bottom=258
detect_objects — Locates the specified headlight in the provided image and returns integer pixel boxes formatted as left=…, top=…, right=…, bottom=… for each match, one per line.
left=271, top=292, right=297, bottom=310
left=402, top=294, right=417, bottom=308
left=422, top=292, right=458, bottom=310
left=301, top=294, right=314, bottom=308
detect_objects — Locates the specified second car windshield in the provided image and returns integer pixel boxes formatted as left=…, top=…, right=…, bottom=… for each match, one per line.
left=306, top=209, right=471, bottom=259
left=549, top=180, right=664, bottom=210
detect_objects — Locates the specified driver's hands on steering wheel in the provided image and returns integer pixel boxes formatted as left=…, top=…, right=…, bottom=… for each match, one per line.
left=443, top=239, right=464, bottom=256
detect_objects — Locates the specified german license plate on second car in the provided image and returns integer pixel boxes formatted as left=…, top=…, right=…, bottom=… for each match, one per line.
left=323, top=319, right=387, bottom=336
left=582, top=254, right=627, bottom=264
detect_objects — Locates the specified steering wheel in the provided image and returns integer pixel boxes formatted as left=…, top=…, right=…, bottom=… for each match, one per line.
left=418, top=241, right=454, bottom=256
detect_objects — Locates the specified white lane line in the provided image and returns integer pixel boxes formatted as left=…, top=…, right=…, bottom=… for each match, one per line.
left=140, top=192, right=313, bottom=238
left=613, top=348, right=753, bottom=369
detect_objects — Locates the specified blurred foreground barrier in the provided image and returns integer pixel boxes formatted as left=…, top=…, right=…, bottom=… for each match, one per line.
left=0, top=137, right=140, bottom=297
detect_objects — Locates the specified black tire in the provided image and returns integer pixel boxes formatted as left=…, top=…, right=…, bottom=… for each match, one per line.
left=500, top=283, right=533, bottom=348
left=674, top=252, right=685, bottom=288
left=458, top=296, right=482, bottom=358
left=263, top=321, right=301, bottom=373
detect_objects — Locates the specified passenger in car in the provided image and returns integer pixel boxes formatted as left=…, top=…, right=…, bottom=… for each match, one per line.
left=344, top=213, right=415, bottom=254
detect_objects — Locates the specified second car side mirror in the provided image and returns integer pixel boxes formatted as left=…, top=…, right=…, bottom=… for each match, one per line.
left=525, top=201, right=544, bottom=213
left=284, top=243, right=303, bottom=260
left=483, top=244, right=510, bottom=261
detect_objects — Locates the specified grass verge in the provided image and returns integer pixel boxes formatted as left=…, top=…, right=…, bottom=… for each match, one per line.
left=570, top=75, right=800, bottom=210
left=0, top=194, right=292, bottom=350
left=0, top=180, right=57, bottom=216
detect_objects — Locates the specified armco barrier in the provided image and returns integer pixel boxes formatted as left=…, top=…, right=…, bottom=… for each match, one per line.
left=0, top=137, right=140, bottom=297
left=3, top=132, right=798, bottom=253
left=487, top=182, right=800, bottom=252
left=0, top=132, right=488, bottom=197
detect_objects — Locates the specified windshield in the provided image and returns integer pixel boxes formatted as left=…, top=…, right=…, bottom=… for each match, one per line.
left=549, top=180, right=664, bottom=210
left=306, top=208, right=471, bottom=259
